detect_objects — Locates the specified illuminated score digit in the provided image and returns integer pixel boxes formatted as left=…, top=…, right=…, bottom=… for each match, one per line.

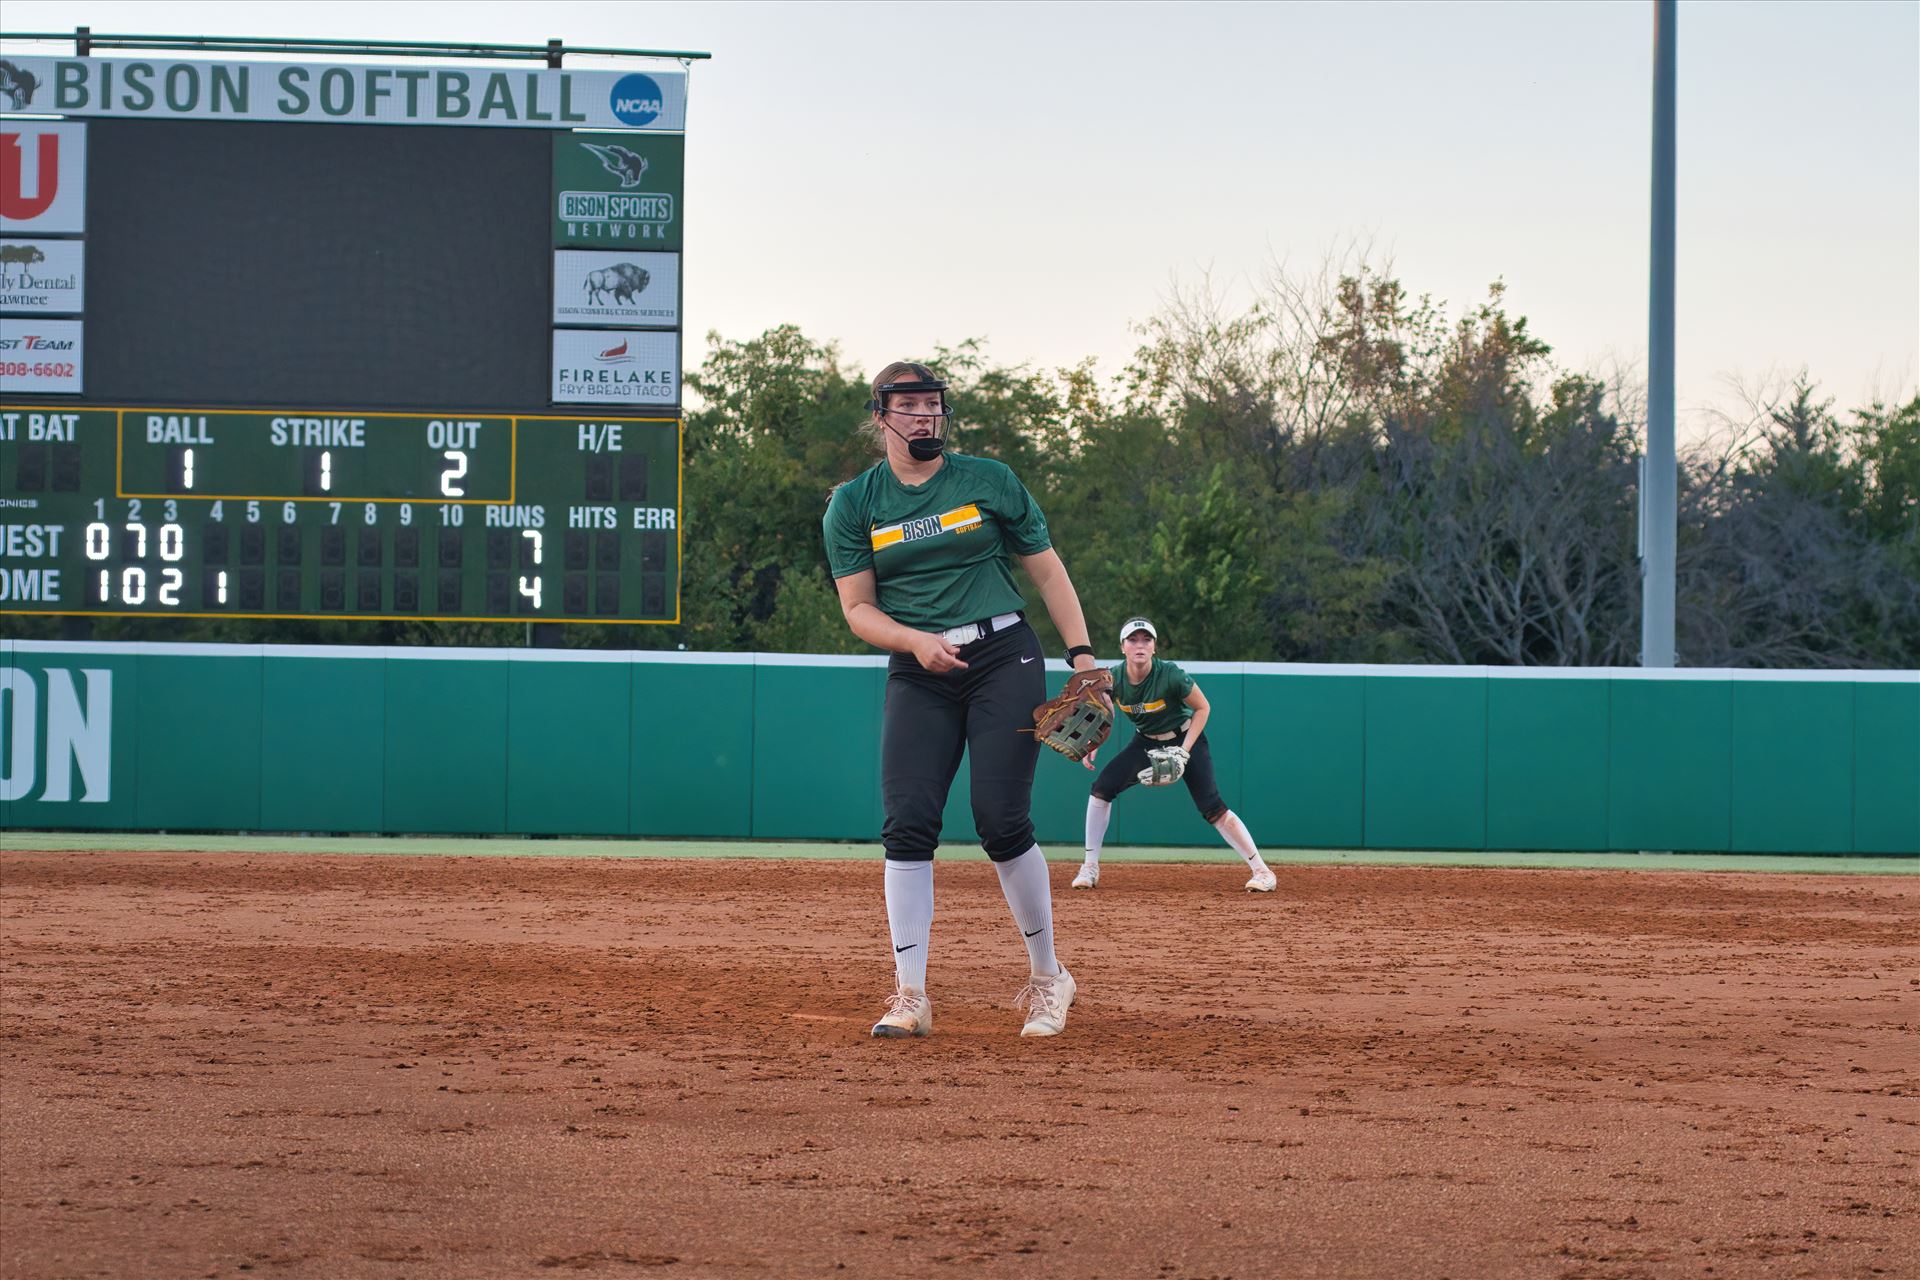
left=321, top=450, right=332, bottom=492
left=518, top=576, right=543, bottom=609
left=125, top=522, right=148, bottom=558
left=522, top=530, right=543, bottom=564
left=183, top=448, right=195, bottom=490
left=85, top=523, right=110, bottom=559
left=217, top=571, right=229, bottom=604
left=160, top=524, right=184, bottom=561
left=441, top=450, right=468, bottom=497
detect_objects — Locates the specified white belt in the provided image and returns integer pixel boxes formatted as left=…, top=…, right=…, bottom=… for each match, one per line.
left=1145, top=721, right=1191, bottom=741
left=940, top=611, right=1023, bottom=648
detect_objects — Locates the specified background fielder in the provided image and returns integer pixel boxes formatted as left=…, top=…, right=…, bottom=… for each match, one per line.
left=1073, top=617, right=1277, bottom=893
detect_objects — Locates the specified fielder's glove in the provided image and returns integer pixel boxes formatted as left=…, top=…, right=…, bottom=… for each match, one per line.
left=1138, top=745, right=1189, bottom=787
left=1027, top=669, right=1115, bottom=762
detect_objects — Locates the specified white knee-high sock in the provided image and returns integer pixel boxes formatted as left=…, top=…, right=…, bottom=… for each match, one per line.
left=883, top=859, right=933, bottom=992
left=1084, top=796, right=1112, bottom=865
left=993, top=845, right=1060, bottom=976
left=1212, top=810, right=1269, bottom=873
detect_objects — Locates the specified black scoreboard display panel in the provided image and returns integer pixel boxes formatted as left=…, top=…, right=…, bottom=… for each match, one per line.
left=0, top=43, right=692, bottom=623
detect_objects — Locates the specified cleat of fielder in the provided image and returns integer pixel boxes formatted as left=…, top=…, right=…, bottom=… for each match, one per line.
left=1070, top=863, right=1099, bottom=889
left=871, top=987, right=933, bottom=1038
left=1015, top=966, right=1076, bottom=1037
left=1246, top=867, right=1278, bottom=893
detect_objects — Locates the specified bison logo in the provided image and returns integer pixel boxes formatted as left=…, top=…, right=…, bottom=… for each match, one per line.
left=584, top=262, right=650, bottom=307
left=581, top=143, right=649, bottom=189
left=0, top=242, right=47, bottom=267
left=0, top=61, right=38, bottom=111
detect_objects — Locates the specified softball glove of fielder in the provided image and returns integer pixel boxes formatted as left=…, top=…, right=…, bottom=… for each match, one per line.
left=1138, top=745, right=1189, bottom=787
left=1027, top=669, right=1114, bottom=762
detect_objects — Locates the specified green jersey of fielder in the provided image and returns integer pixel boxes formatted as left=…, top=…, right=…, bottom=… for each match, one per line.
left=1072, top=616, right=1277, bottom=894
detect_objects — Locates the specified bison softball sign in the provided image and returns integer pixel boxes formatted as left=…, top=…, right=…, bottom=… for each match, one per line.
left=0, top=56, right=688, bottom=132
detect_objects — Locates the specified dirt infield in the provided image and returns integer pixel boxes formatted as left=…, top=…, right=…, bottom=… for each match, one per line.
left=2, top=852, right=1915, bottom=1279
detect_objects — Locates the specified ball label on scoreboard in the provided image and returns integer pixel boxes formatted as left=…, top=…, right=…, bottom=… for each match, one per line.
left=551, top=330, right=678, bottom=405
left=552, top=251, right=679, bottom=327
left=0, top=316, right=83, bottom=393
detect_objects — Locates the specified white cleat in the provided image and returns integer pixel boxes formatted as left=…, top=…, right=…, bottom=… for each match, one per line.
left=870, top=987, right=932, bottom=1038
left=1246, top=866, right=1278, bottom=893
left=1070, top=863, right=1099, bottom=889
left=1015, top=966, right=1076, bottom=1038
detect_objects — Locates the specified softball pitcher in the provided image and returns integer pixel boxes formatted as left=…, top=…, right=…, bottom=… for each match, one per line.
left=1071, top=617, right=1277, bottom=892
left=824, top=361, right=1105, bottom=1039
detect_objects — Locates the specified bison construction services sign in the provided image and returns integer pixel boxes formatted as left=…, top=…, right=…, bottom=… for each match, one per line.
left=553, top=250, right=678, bottom=327
left=0, top=122, right=87, bottom=235
left=0, top=238, right=84, bottom=314
left=551, top=328, right=677, bottom=405
left=0, top=57, right=688, bottom=132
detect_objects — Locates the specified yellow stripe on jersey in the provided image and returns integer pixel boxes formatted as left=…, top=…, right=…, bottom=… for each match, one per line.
left=870, top=504, right=983, bottom=551
left=1118, top=698, right=1167, bottom=714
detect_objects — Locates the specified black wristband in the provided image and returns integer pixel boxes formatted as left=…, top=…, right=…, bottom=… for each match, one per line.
left=1065, top=645, right=1096, bottom=665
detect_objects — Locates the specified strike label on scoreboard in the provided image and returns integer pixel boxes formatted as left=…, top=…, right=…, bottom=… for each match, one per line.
left=0, top=405, right=682, bottom=623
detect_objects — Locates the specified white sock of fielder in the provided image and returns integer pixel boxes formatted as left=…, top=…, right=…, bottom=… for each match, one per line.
left=1083, top=796, right=1112, bottom=866
left=883, top=859, right=933, bottom=992
left=993, top=845, right=1060, bottom=977
left=1212, top=810, right=1270, bottom=875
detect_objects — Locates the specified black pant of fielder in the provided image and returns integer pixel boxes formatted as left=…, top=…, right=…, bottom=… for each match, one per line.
left=1090, top=730, right=1228, bottom=823
left=881, top=621, right=1046, bottom=862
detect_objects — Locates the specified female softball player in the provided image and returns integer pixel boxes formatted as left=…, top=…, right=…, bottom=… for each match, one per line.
left=1071, top=617, right=1277, bottom=893
left=823, top=361, right=1104, bottom=1040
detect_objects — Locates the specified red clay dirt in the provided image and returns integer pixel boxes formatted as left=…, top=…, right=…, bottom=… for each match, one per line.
left=1, top=851, right=1915, bottom=1279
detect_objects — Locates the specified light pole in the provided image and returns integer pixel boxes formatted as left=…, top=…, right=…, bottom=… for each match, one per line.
left=1642, top=0, right=1678, bottom=667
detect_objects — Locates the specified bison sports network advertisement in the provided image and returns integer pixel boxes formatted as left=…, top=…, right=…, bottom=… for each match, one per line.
left=551, top=131, right=682, bottom=250
left=552, top=250, right=679, bottom=326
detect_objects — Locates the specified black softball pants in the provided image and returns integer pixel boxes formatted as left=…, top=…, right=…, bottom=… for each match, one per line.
left=881, top=620, right=1046, bottom=862
left=1090, top=730, right=1227, bottom=823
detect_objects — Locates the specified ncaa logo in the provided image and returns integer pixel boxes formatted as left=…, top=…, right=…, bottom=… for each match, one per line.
left=610, top=73, right=665, bottom=127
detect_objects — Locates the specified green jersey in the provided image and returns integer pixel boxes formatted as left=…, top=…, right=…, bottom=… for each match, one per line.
left=1110, top=657, right=1196, bottom=737
left=823, top=453, right=1051, bottom=631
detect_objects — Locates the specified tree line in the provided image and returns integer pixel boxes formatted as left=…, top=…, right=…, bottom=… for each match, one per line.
left=29, top=265, right=1919, bottom=667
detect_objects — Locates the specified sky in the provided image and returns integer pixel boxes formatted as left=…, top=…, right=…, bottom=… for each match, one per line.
left=4, top=0, right=1916, bottom=439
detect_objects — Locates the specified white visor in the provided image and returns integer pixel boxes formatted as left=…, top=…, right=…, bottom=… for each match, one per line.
left=1119, top=617, right=1157, bottom=643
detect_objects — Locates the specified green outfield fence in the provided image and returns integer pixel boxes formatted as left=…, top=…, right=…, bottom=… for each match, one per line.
left=1, top=641, right=1915, bottom=854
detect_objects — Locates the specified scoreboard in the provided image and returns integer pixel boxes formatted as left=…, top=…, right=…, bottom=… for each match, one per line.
left=2, top=405, right=678, bottom=620
left=0, top=37, right=697, bottom=623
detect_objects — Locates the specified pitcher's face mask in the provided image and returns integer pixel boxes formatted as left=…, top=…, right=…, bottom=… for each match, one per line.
left=869, top=378, right=952, bottom=462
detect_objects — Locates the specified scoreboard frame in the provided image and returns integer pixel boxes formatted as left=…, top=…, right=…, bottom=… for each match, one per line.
left=1, top=32, right=706, bottom=627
